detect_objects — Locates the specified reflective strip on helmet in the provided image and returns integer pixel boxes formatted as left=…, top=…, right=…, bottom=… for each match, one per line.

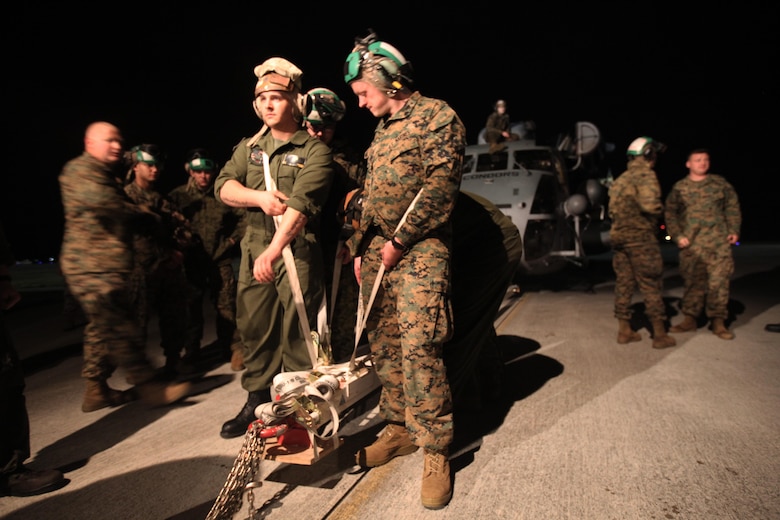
left=136, top=149, right=158, bottom=164
left=189, top=157, right=216, bottom=171
left=368, top=41, right=407, bottom=67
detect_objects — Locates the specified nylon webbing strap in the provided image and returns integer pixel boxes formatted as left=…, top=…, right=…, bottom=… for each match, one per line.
left=262, top=151, right=320, bottom=368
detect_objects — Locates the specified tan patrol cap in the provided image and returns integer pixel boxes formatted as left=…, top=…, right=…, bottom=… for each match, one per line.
left=254, top=57, right=303, bottom=95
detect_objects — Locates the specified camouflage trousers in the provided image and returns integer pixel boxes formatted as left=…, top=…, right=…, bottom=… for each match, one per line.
left=129, top=264, right=191, bottom=360
left=678, top=245, right=734, bottom=320
left=185, top=262, right=240, bottom=353
left=361, top=235, right=454, bottom=452
left=63, top=271, right=155, bottom=384
left=612, top=243, right=667, bottom=321
left=327, top=261, right=360, bottom=362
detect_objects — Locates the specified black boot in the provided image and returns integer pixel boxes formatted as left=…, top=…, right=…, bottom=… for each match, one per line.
left=220, top=389, right=271, bottom=439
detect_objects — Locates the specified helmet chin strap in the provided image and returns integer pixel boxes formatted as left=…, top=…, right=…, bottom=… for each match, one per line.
left=247, top=124, right=269, bottom=148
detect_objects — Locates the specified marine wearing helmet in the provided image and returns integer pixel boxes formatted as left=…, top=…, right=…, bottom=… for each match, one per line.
left=305, top=87, right=346, bottom=128
left=627, top=136, right=667, bottom=163
left=251, top=57, right=306, bottom=123
left=343, top=30, right=414, bottom=97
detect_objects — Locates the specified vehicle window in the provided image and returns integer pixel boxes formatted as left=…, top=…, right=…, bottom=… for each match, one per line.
left=477, top=152, right=507, bottom=172
left=515, top=150, right=568, bottom=189
left=513, top=150, right=554, bottom=172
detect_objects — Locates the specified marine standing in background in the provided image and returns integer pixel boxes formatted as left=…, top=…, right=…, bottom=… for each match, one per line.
left=124, top=144, right=194, bottom=378
left=303, top=86, right=366, bottom=361
left=214, top=57, right=333, bottom=439
left=59, top=122, right=191, bottom=411
left=665, top=148, right=741, bottom=340
left=608, top=136, right=676, bottom=350
left=342, top=31, right=466, bottom=510
left=169, top=149, right=247, bottom=371
left=1, top=220, right=67, bottom=497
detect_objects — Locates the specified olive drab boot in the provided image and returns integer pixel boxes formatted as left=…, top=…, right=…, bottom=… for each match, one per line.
left=81, top=379, right=136, bottom=413
left=670, top=314, right=697, bottom=333
left=421, top=448, right=452, bottom=510
left=711, top=318, right=735, bottom=340
left=617, top=319, right=641, bottom=344
left=355, top=423, right=419, bottom=468
left=651, top=319, right=677, bottom=349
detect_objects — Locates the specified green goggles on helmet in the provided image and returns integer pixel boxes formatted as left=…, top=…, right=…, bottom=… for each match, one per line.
left=188, top=157, right=216, bottom=172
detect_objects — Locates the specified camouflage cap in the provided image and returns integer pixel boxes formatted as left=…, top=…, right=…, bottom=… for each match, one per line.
left=254, top=57, right=303, bottom=95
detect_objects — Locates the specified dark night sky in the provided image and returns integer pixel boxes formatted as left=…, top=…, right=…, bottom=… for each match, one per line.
left=3, top=3, right=778, bottom=260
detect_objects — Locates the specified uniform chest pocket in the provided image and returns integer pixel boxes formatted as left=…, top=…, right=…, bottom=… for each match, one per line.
left=276, top=164, right=300, bottom=194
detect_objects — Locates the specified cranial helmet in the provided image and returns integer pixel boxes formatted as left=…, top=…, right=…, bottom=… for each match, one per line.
left=254, top=57, right=303, bottom=95
left=185, top=148, right=217, bottom=172
left=130, top=144, right=164, bottom=166
left=343, top=30, right=414, bottom=95
left=305, top=87, right=346, bottom=127
left=495, top=99, right=507, bottom=109
left=627, top=136, right=667, bottom=162
left=252, top=57, right=307, bottom=122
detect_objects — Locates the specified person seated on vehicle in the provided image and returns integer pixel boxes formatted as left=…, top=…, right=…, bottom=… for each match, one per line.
left=485, top=99, right=520, bottom=153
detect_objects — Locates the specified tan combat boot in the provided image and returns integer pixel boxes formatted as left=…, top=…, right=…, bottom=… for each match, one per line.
left=355, top=423, right=418, bottom=468
left=421, top=448, right=452, bottom=510
left=82, top=379, right=136, bottom=413
left=136, top=380, right=192, bottom=408
left=617, top=319, right=641, bottom=344
left=711, top=318, right=734, bottom=340
left=651, top=319, right=677, bottom=349
left=230, top=347, right=245, bottom=372
left=670, top=314, right=697, bottom=333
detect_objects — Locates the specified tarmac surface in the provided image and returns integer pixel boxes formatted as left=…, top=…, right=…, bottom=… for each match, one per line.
left=1, top=243, right=778, bottom=520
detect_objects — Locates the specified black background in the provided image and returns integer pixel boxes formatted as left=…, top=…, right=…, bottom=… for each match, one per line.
left=3, top=3, right=777, bottom=260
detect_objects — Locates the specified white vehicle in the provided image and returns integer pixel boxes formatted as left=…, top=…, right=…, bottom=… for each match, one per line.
left=462, top=121, right=612, bottom=276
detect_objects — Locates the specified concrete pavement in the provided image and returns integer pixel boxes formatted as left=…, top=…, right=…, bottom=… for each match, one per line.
left=1, top=243, right=778, bottom=519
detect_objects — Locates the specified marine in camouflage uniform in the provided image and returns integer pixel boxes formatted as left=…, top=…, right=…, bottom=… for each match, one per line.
left=608, top=137, right=675, bottom=349
left=664, top=148, right=741, bottom=339
left=169, top=150, right=246, bottom=369
left=124, top=145, right=193, bottom=375
left=59, top=122, right=191, bottom=411
left=343, top=31, right=465, bottom=509
left=214, top=57, right=333, bottom=439
left=301, top=87, right=367, bottom=361
left=324, top=139, right=366, bottom=361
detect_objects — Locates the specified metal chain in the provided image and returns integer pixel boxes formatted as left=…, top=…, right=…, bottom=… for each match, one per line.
left=205, top=422, right=266, bottom=520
